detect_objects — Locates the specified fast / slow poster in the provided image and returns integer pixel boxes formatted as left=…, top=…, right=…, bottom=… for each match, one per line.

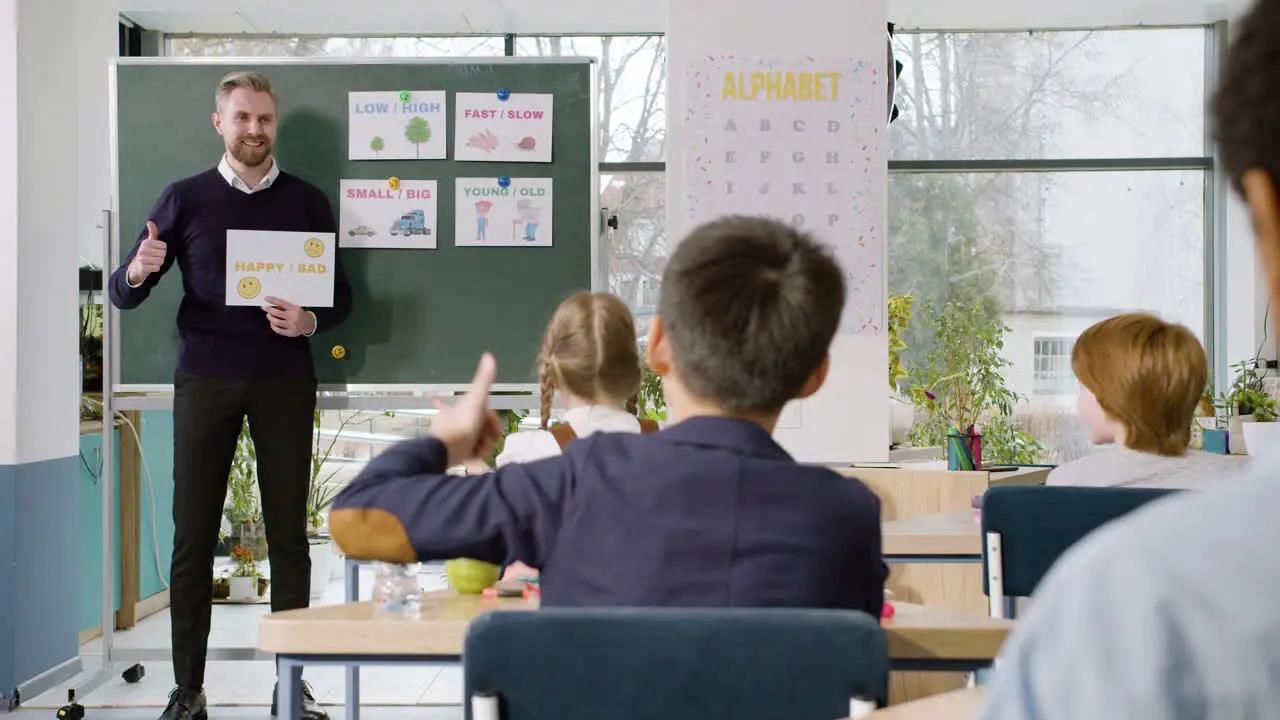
left=454, top=178, right=554, bottom=247
left=453, top=92, right=554, bottom=163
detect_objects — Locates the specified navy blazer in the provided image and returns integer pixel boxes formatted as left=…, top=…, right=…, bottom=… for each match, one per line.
left=330, top=417, right=887, bottom=617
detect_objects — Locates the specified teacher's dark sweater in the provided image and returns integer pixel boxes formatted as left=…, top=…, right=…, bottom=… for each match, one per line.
left=109, top=168, right=353, bottom=379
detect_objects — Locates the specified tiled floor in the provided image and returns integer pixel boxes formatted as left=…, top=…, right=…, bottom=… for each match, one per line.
left=21, top=561, right=464, bottom=714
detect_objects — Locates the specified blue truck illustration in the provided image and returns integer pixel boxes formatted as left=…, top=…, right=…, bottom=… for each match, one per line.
left=389, top=209, right=431, bottom=236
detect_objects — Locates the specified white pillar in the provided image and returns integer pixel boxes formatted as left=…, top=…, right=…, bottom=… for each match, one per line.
left=667, top=0, right=890, bottom=462
left=0, top=0, right=112, bottom=699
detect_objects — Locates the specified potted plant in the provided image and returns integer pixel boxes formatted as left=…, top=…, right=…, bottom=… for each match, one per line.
left=886, top=294, right=916, bottom=446
left=224, top=420, right=267, bottom=560
left=905, top=300, right=1045, bottom=468
left=1219, top=359, right=1279, bottom=455
left=634, top=361, right=666, bottom=423
left=306, top=408, right=364, bottom=599
left=228, top=544, right=267, bottom=602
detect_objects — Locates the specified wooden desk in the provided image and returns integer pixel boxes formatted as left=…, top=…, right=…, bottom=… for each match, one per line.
left=840, top=464, right=1048, bottom=522
left=259, top=591, right=1011, bottom=720
left=863, top=688, right=982, bottom=718
left=879, top=509, right=990, bottom=704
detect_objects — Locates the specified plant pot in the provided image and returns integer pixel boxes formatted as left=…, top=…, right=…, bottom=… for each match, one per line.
left=888, top=397, right=914, bottom=446
left=1241, top=421, right=1279, bottom=456
left=1229, top=415, right=1255, bottom=455
left=309, top=539, right=333, bottom=600
left=212, top=577, right=230, bottom=600
left=229, top=576, right=259, bottom=602
left=230, top=521, right=269, bottom=561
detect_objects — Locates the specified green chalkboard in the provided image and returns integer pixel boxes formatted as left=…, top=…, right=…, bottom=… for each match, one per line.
left=112, top=58, right=595, bottom=387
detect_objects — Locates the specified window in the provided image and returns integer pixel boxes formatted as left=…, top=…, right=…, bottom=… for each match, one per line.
left=889, top=27, right=1212, bottom=464
left=601, top=172, right=665, bottom=334
left=1033, top=337, right=1077, bottom=395
left=167, top=35, right=505, bottom=58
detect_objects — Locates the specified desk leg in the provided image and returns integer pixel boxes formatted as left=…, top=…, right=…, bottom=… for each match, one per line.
left=344, top=557, right=361, bottom=720
left=276, top=656, right=304, bottom=720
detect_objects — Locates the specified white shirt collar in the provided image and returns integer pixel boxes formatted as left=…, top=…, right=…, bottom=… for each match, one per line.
left=217, top=154, right=279, bottom=194
left=562, top=405, right=642, bottom=436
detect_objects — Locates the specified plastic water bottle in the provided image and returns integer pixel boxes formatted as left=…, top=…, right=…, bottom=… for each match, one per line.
left=371, top=562, right=423, bottom=619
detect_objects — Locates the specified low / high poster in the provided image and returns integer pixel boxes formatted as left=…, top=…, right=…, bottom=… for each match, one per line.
left=454, top=178, right=554, bottom=247
left=348, top=90, right=448, bottom=160
left=338, top=179, right=439, bottom=249
left=682, top=57, right=887, bottom=336
left=453, top=92, right=554, bottom=163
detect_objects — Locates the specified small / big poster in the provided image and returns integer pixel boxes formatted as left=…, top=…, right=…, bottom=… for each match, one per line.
left=224, top=230, right=335, bottom=307
left=338, top=179, right=439, bottom=249
left=454, top=92, right=554, bottom=163
left=348, top=90, right=448, bottom=160
left=454, top=177, right=554, bottom=247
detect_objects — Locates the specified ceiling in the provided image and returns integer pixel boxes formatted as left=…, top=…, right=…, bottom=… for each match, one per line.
left=123, top=0, right=1243, bottom=35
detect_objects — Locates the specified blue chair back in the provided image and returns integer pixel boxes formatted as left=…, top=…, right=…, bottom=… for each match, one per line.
left=981, top=484, right=1178, bottom=616
left=463, top=607, right=888, bottom=720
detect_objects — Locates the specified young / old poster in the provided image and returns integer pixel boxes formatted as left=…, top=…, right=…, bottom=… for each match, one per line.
left=683, top=57, right=887, bottom=336
left=224, top=230, right=335, bottom=307
left=338, top=179, right=439, bottom=249
left=348, top=90, right=447, bottom=160
left=454, top=178, right=554, bottom=247
left=453, top=92, right=554, bottom=163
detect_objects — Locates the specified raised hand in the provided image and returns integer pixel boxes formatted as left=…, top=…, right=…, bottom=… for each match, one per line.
left=430, top=353, right=502, bottom=466
left=127, top=221, right=167, bottom=285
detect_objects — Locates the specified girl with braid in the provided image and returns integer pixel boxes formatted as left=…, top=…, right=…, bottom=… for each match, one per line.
left=477, top=291, right=658, bottom=580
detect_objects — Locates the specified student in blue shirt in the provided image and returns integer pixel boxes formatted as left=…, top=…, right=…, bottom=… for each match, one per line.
left=330, top=215, right=887, bottom=614
left=980, top=0, right=1280, bottom=716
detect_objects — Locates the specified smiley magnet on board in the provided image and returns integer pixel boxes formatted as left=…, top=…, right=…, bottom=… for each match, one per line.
left=496, top=88, right=510, bottom=101
left=398, top=91, right=412, bottom=104
left=388, top=177, right=401, bottom=191
left=497, top=175, right=511, bottom=188
left=331, top=345, right=347, bottom=360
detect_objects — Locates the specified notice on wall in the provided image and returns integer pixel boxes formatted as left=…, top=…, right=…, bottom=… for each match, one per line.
left=682, top=57, right=887, bottom=336
left=225, top=230, right=335, bottom=307
left=338, top=179, right=438, bottom=249
left=453, top=92, right=554, bottom=163
left=454, top=177, right=553, bottom=247
left=348, top=90, right=448, bottom=160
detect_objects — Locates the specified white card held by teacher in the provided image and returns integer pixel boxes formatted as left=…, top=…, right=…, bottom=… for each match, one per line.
left=225, top=230, right=336, bottom=307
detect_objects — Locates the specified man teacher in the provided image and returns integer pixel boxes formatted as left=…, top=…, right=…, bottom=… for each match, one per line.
left=109, top=70, right=351, bottom=720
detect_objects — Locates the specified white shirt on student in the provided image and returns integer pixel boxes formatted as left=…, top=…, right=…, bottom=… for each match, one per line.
left=496, top=405, right=642, bottom=466
left=1047, top=444, right=1247, bottom=489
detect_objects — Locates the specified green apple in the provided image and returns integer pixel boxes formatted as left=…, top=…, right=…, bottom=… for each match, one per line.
left=445, top=558, right=500, bottom=594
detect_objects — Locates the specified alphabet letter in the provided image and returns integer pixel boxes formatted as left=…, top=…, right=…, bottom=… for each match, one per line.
left=826, top=151, right=840, bottom=164
left=792, top=183, right=806, bottom=195
left=724, top=119, right=738, bottom=131
left=759, top=119, right=771, bottom=132
left=827, top=120, right=841, bottom=132
left=792, top=151, right=805, bottom=163
left=793, top=120, right=806, bottom=132
left=759, top=183, right=770, bottom=194
left=726, top=150, right=738, bottom=163
left=760, top=151, right=771, bottom=163
left=828, top=214, right=840, bottom=227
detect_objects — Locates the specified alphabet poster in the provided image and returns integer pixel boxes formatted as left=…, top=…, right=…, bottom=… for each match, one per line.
left=338, top=179, right=438, bottom=249
left=348, top=90, right=448, bottom=160
left=454, top=178, right=554, bottom=247
left=225, top=230, right=335, bottom=307
left=683, top=57, right=886, bottom=335
left=453, top=92, right=554, bottom=163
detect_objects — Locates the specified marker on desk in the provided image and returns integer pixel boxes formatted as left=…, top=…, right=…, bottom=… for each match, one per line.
left=850, top=696, right=878, bottom=719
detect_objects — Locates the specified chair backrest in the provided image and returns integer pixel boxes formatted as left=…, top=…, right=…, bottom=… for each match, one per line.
left=463, top=607, right=888, bottom=720
left=981, top=484, right=1179, bottom=603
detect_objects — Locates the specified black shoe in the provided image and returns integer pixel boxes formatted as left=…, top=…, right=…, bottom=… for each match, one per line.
left=158, top=687, right=207, bottom=720
left=271, top=680, right=328, bottom=719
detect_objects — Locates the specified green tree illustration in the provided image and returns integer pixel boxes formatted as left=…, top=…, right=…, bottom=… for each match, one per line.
left=370, top=135, right=385, bottom=158
left=404, top=117, right=432, bottom=158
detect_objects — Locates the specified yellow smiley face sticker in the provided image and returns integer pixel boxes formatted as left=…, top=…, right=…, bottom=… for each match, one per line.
left=387, top=176, right=401, bottom=191
left=237, top=276, right=261, bottom=300
left=303, top=237, right=326, bottom=258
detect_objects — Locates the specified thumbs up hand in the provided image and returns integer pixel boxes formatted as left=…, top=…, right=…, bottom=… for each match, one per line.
left=127, top=221, right=167, bottom=286
left=429, top=353, right=502, bottom=466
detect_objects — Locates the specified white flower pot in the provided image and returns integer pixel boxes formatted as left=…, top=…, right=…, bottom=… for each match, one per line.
left=1241, top=421, right=1279, bottom=456
left=1229, top=415, right=1255, bottom=455
left=229, top=576, right=259, bottom=602
left=309, top=539, right=333, bottom=600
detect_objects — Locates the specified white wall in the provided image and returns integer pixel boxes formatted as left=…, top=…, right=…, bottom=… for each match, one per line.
left=0, top=0, right=19, bottom=465
left=76, top=0, right=116, bottom=269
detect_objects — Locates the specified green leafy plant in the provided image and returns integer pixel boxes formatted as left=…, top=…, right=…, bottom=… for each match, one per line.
left=905, top=299, right=1045, bottom=465
left=224, top=420, right=266, bottom=559
left=484, top=409, right=529, bottom=467
left=887, top=294, right=915, bottom=391
left=635, top=361, right=667, bottom=422
left=230, top=545, right=261, bottom=578
left=1217, top=359, right=1278, bottom=423
left=404, top=116, right=432, bottom=157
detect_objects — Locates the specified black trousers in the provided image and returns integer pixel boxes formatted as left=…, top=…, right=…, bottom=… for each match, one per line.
left=170, top=370, right=317, bottom=689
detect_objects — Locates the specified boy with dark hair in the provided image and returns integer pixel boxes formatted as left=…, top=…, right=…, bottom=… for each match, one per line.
left=330, top=215, right=886, bottom=614
left=979, top=1, right=1280, bottom=716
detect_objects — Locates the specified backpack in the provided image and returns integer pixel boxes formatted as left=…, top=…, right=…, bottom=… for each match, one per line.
left=548, top=418, right=660, bottom=450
